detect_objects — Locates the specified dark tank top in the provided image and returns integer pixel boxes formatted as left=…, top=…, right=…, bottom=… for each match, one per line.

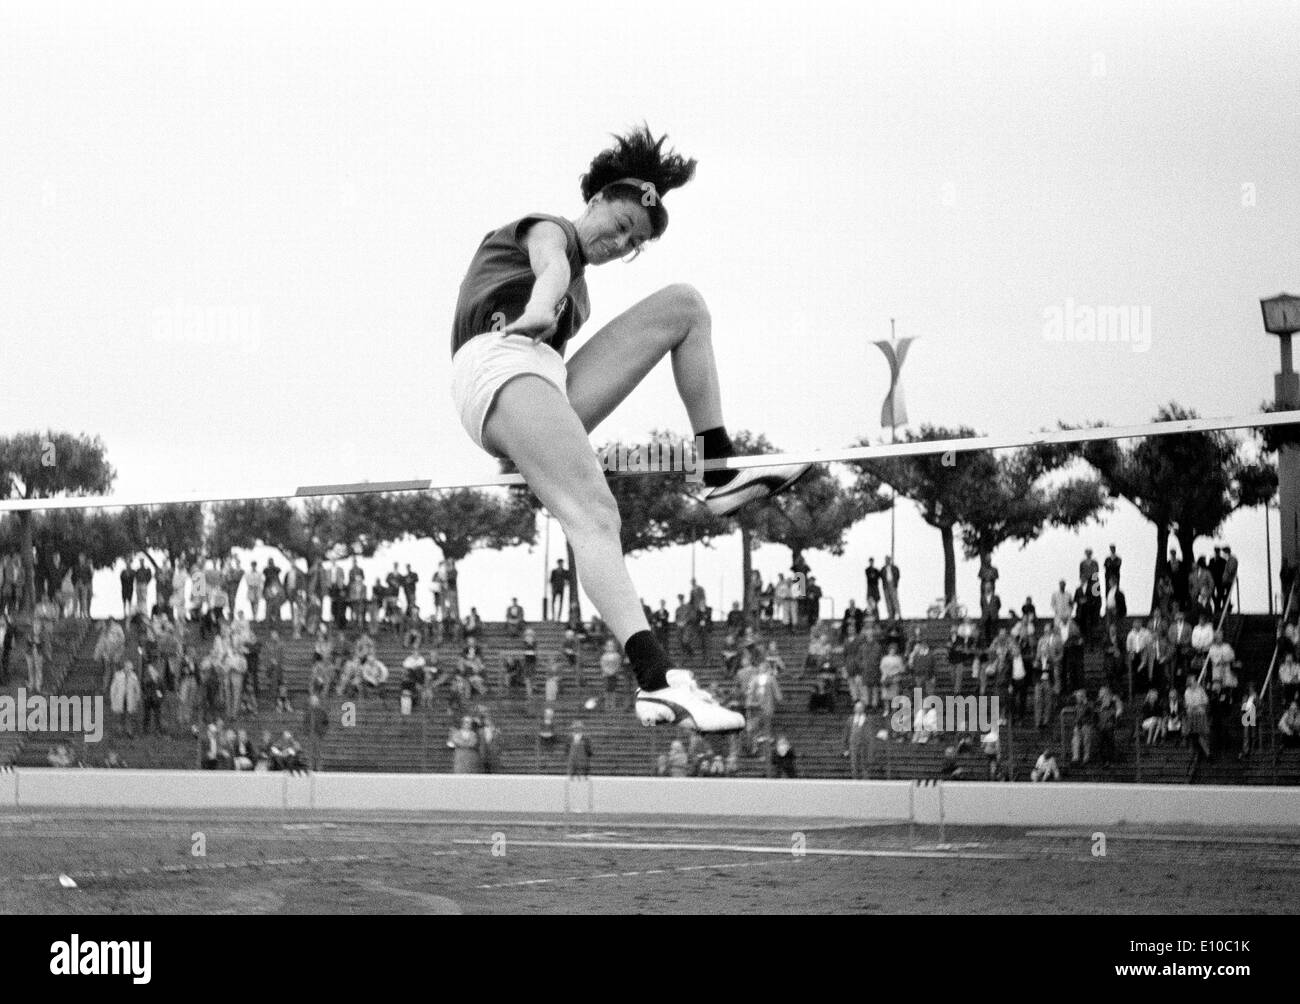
left=450, top=213, right=590, bottom=359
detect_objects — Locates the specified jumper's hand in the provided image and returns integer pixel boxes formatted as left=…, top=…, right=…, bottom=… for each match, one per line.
left=501, top=308, right=558, bottom=342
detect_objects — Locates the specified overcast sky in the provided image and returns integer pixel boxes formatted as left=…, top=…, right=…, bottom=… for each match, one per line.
left=2, top=0, right=1296, bottom=621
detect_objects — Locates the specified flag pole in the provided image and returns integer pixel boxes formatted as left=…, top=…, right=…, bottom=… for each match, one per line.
left=889, top=318, right=897, bottom=564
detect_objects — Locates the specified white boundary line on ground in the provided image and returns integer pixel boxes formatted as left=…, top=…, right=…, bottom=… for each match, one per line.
left=2, top=409, right=1296, bottom=514
left=452, top=837, right=1024, bottom=861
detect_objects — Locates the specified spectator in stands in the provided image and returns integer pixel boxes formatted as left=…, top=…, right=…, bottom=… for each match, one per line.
left=231, top=728, right=257, bottom=771
left=200, top=722, right=225, bottom=769
left=939, top=745, right=963, bottom=780
left=1278, top=652, right=1300, bottom=705
left=1031, top=749, right=1060, bottom=782
left=109, top=658, right=141, bottom=737
left=1239, top=682, right=1259, bottom=760
left=949, top=616, right=979, bottom=694
left=769, top=735, right=798, bottom=778
left=1095, top=685, right=1122, bottom=768
left=549, top=559, right=567, bottom=621
left=881, top=557, right=900, bottom=620
left=720, top=632, right=741, bottom=679
left=1139, top=688, right=1163, bottom=745
left=979, top=584, right=1002, bottom=645
left=567, top=721, right=593, bottom=778
left=360, top=652, right=390, bottom=701
left=1163, top=687, right=1184, bottom=745
left=463, top=607, right=483, bottom=645
left=479, top=715, right=502, bottom=774
left=1049, top=580, right=1073, bottom=625
left=1168, top=610, right=1194, bottom=689
left=1184, top=677, right=1212, bottom=781
left=1208, top=630, right=1237, bottom=704
left=559, top=627, right=581, bottom=689
left=839, top=599, right=864, bottom=639
left=141, top=659, right=166, bottom=735
left=843, top=700, right=872, bottom=779
left=1069, top=689, right=1096, bottom=766
left=537, top=706, right=558, bottom=755
left=907, top=627, right=936, bottom=697
left=746, top=658, right=783, bottom=752
left=1191, top=613, right=1215, bottom=659
left=1101, top=621, right=1125, bottom=694
left=1275, top=699, right=1300, bottom=764
left=270, top=730, right=301, bottom=772
left=879, top=642, right=905, bottom=706
left=505, top=597, right=525, bottom=636
left=448, top=716, right=483, bottom=773
left=599, top=639, right=623, bottom=712
left=1279, top=617, right=1299, bottom=661
left=94, top=619, right=126, bottom=693
left=1191, top=557, right=1215, bottom=621
left=666, top=739, right=689, bottom=777
left=543, top=654, right=562, bottom=706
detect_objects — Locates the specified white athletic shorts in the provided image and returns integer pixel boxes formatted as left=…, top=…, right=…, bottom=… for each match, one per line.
left=450, top=332, right=570, bottom=458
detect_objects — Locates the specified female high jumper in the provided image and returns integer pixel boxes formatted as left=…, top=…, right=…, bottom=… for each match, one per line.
left=449, top=123, right=808, bottom=732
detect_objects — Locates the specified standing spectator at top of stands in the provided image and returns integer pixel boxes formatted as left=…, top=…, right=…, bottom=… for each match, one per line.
left=1191, top=558, right=1215, bottom=620
left=1021, top=596, right=1037, bottom=621
left=264, top=558, right=285, bottom=624
left=463, top=607, right=483, bottom=645
left=725, top=601, right=745, bottom=632
left=977, top=553, right=999, bottom=597
left=242, top=561, right=261, bottom=622
left=133, top=558, right=152, bottom=615
left=1105, top=577, right=1127, bottom=629
left=506, top=597, right=526, bottom=636
left=401, top=563, right=419, bottom=614
left=979, top=585, right=1002, bottom=644
left=72, top=552, right=93, bottom=619
left=689, top=578, right=706, bottom=613
left=864, top=560, right=881, bottom=615
left=805, top=576, right=823, bottom=626
left=549, top=559, right=567, bottom=621
left=1103, top=544, right=1122, bottom=588
left=1050, top=580, right=1073, bottom=624
left=1209, top=546, right=1227, bottom=613
left=222, top=557, right=243, bottom=619
left=1222, top=546, right=1239, bottom=611
left=673, top=594, right=693, bottom=653
left=1079, top=548, right=1099, bottom=588
left=118, top=560, right=134, bottom=620
left=881, top=558, right=900, bottom=620
left=774, top=574, right=794, bottom=627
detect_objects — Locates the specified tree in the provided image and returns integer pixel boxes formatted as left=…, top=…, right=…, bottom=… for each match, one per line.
left=394, top=488, right=538, bottom=562
left=848, top=426, right=985, bottom=607
left=0, top=431, right=115, bottom=611
left=118, top=503, right=205, bottom=573
left=1074, top=403, right=1277, bottom=607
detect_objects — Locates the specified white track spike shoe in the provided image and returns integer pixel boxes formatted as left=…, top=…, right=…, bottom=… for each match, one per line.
left=635, top=669, right=745, bottom=734
left=701, top=462, right=812, bottom=518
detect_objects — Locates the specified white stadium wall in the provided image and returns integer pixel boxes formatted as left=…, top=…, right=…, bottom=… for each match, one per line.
left=3, top=770, right=1300, bottom=826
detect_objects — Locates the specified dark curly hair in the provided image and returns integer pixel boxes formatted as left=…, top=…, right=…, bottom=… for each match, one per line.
left=579, top=121, right=697, bottom=243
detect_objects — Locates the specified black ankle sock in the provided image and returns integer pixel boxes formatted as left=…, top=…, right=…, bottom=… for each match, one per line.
left=625, top=630, right=672, bottom=691
left=698, top=425, right=735, bottom=488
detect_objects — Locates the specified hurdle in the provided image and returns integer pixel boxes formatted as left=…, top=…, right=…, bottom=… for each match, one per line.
left=0, top=410, right=1296, bottom=513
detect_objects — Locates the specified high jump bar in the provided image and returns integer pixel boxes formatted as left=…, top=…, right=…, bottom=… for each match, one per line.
left=2, top=409, right=1297, bottom=514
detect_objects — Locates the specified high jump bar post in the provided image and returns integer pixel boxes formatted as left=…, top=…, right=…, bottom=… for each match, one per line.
left=2, top=409, right=1297, bottom=514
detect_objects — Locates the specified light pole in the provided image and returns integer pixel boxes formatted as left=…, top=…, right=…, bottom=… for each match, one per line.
left=1261, top=293, right=1300, bottom=598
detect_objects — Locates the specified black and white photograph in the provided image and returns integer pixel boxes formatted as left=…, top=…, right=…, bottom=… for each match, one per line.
left=1, top=0, right=1298, bottom=962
